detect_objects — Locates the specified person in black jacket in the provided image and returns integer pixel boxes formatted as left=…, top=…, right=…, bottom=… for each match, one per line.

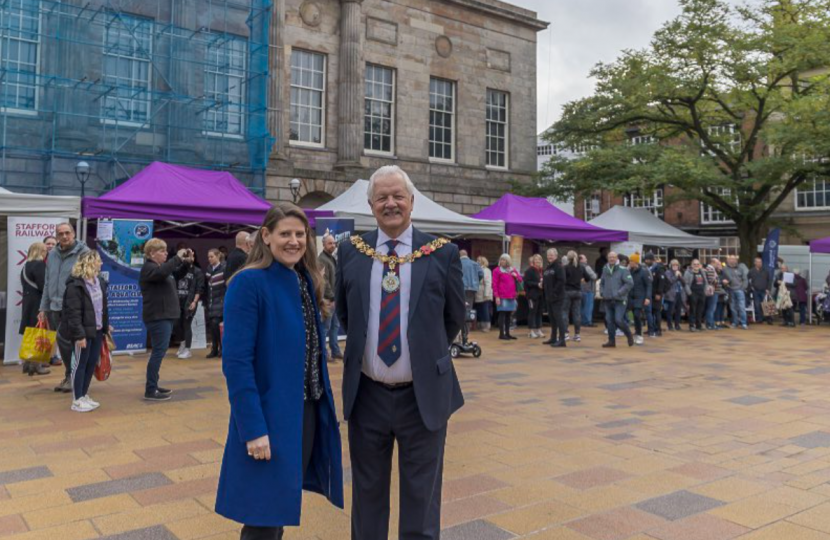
left=19, top=242, right=50, bottom=376
left=523, top=254, right=545, bottom=339
left=224, top=231, right=251, bottom=280
left=627, top=254, right=653, bottom=344
left=205, top=248, right=227, bottom=358
left=140, top=238, right=185, bottom=401
left=61, top=251, right=109, bottom=413
left=175, top=251, right=203, bottom=360
left=643, top=253, right=666, bottom=336
left=543, top=248, right=567, bottom=347
left=563, top=250, right=589, bottom=343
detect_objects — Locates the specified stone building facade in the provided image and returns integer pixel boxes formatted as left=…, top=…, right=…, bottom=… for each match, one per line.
left=265, top=0, right=549, bottom=213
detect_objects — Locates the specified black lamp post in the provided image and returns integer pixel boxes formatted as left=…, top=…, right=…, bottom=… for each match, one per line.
left=75, top=161, right=91, bottom=198
left=289, top=178, right=301, bottom=203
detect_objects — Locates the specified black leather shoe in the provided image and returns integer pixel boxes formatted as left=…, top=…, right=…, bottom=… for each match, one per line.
left=542, top=339, right=554, bottom=345
left=551, top=341, right=566, bottom=348
left=498, top=335, right=511, bottom=340
left=206, top=352, right=219, bottom=359
left=507, top=335, right=518, bottom=340
left=627, top=335, right=635, bottom=347
left=144, top=390, right=172, bottom=401
left=157, top=387, right=173, bottom=395
left=602, top=342, right=616, bottom=348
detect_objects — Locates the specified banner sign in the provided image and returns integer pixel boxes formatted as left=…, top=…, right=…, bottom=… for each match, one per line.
left=4, top=217, right=67, bottom=364
left=762, top=228, right=780, bottom=283
left=315, top=218, right=355, bottom=245
left=97, top=219, right=153, bottom=353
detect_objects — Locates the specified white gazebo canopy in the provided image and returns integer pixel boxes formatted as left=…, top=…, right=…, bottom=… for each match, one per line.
left=317, top=179, right=505, bottom=236
left=589, top=205, right=720, bottom=249
left=0, top=187, right=81, bottom=219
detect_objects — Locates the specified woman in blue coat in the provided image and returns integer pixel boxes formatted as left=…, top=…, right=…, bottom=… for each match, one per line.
left=215, top=202, right=344, bottom=540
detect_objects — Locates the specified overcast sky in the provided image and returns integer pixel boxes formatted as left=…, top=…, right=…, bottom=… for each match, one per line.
left=514, top=1, right=696, bottom=133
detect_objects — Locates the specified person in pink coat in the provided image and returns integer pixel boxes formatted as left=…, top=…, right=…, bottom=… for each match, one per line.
left=492, top=254, right=523, bottom=340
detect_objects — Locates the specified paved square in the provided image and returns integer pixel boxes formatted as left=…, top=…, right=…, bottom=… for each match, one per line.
left=1, top=324, right=829, bottom=539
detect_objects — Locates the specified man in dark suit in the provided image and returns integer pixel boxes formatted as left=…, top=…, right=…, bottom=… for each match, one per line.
left=336, top=165, right=465, bottom=540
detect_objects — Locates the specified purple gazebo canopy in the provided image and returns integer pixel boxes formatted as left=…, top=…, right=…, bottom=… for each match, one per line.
left=472, top=193, right=627, bottom=242
left=82, top=162, right=271, bottom=224
left=810, top=236, right=830, bottom=254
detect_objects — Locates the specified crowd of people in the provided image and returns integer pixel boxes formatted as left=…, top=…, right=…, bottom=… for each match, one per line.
left=17, top=220, right=350, bottom=412
left=463, top=245, right=824, bottom=348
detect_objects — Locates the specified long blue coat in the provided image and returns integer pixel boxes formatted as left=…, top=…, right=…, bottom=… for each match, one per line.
left=215, top=261, right=344, bottom=527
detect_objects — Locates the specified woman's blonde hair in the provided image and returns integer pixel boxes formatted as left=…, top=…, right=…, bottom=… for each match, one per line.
left=477, top=255, right=489, bottom=268
left=237, top=202, right=328, bottom=317
left=144, top=238, right=167, bottom=258
left=670, top=258, right=680, bottom=268
left=499, top=253, right=512, bottom=267
left=567, top=250, right=578, bottom=267
left=71, top=251, right=102, bottom=280
left=26, top=242, right=47, bottom=262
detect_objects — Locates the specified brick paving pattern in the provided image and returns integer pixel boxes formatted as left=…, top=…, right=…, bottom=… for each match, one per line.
left=1, top=325, right=829, bottom=539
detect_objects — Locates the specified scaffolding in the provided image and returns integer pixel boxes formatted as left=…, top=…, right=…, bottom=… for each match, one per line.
left=0, top=0, right=273, bottom=196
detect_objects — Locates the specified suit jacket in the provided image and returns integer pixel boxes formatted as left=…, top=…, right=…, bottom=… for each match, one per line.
left=336, top=228, right=465, bottom=432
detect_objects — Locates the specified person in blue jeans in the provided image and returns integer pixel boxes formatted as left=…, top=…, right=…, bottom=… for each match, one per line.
left=722, top=255, right=749, bottom=329
left=579, top=254, right=596, bottom=327
left=599, top=252, right=634, bottom=348
left=317, top=234, right=343, bottom=360
left=703, top=259, right=722, bottom=329
left=139, top=239, right=186, bottom=401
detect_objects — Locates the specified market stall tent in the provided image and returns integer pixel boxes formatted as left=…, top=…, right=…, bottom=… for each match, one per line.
left=313, top=179, right=505, bottom=236
left=472, top=193, right=627, bottom=242
left=82, top=162, right=273, bottom=225
left=589, top=205, right=720, bottom=249
left=810, top=237, right=830, bottom=254
left=0, top=187, right=80, bottom=219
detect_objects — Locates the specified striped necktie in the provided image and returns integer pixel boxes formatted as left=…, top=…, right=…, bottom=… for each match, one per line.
left=377, top=240, right=401, bottom=366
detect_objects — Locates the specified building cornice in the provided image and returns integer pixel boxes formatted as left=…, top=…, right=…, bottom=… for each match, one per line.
left=441, top=0, right=549, bottom=31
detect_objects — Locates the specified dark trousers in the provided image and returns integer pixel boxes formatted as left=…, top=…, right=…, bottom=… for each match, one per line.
left=47, top=310, right=73, bottom=379
left=71, top=330, right=104, bottom=400
left=665, top=299, right=683, bottom=328
left=145, top=319, right=173, bottom=394
left=177, top=301, right=194, bottom=348
left=689, top=293, right=706, bottom=329
left=209, top=317, right=223, bottom=354
left=546, top=300, right=566, bottom=343
left=604, top=300, right=631, bottom=344
left=240, top=400, right=317, bottom=540
left=650, top=298, right=663, bottom=333
left=797, top=301, right=808, bottom=324
left=497, top=311, right=514, bottom=337
left=631, top=306, right=644, bottom=336
left=563, top=290, right=582, bottom=335
left=526, top=295, right=543, bottom=330
left=752, top=289, right=769, bottom=323
left=350, top=375, right=446, bottom=540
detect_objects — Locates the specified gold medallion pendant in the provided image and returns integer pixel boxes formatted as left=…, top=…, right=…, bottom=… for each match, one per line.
left=382, top=271, right=401, bottom=293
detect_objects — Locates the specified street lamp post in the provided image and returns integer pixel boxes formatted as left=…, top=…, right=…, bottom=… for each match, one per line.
left=289, top=178, right=301, bottom=203
left=75, top=161, right=91, bottom=199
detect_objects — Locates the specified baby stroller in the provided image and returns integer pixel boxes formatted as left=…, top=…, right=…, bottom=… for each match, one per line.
left=815, top=287, right=830, bottom=324
left=450, top=301, right=482, bottom=358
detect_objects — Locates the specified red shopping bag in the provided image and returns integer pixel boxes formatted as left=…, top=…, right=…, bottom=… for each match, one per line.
left=95, top=335, right=113, bottom=381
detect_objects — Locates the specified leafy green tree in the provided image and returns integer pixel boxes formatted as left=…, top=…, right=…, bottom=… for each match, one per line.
left=536, top=0, right=830, bottom=263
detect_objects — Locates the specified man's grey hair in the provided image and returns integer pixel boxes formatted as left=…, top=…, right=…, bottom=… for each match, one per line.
left=547, top=248, right=558, bottom=258
left=367, top=165, right=416, bottom=200
left=322, top=233, right=335, bottom=243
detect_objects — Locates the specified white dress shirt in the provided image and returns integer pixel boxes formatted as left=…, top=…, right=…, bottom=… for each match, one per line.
left=362, top=224, right=413, bottom=383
